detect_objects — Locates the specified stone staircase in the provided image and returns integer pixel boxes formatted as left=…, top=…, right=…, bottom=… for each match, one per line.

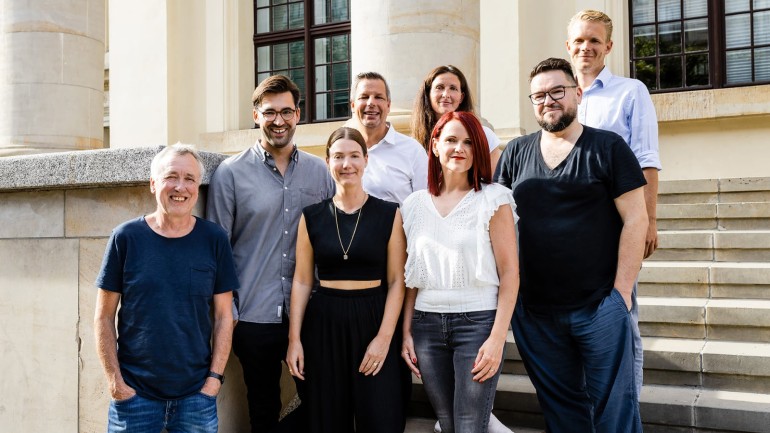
left=409, top=177, right=770, bottom=433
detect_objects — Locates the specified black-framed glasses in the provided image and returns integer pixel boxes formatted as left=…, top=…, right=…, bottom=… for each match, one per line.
left=255, top=107, right=297, bottom=122
left=528, top=86, right=577, bottom=105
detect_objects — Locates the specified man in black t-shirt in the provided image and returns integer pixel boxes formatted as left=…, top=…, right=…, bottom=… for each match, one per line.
left=496, top=58, right=647, bottom=433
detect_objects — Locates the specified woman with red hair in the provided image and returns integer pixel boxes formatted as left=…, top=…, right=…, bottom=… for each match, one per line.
left=401, top=111, right=520, bottom=432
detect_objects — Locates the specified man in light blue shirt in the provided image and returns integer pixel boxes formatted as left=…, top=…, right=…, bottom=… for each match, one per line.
left=567, top=9, right=662, bottom=399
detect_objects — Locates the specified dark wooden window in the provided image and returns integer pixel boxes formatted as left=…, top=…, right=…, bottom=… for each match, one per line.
left=630, top=0, right=770, bottom=92
left=254, top=0, right=351, bottom=122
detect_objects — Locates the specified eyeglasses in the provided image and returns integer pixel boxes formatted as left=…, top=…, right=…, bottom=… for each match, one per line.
left=528, top=86, right=577, bottom=105
left=255, top=107, right=297, bottom=122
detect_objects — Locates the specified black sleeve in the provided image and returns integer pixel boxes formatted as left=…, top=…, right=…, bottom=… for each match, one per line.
left=610, top=136, right=647, bottom=198
left=495, top=139, right=516, bottom=188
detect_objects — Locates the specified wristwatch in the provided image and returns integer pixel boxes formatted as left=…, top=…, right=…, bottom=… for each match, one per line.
left=207, top=370, right=225, bottom=384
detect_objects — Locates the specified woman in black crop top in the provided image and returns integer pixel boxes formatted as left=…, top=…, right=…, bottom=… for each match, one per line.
left=286, top=127, right=407, bottom=433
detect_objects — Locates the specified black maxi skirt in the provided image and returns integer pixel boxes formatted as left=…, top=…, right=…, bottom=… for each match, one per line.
left=301, top=285, right=405, bottom=433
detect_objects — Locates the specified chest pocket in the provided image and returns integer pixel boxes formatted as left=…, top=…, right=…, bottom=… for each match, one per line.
left=190, top=267, right=215, bottom=296
left=299, top=187, right=325, bottom=209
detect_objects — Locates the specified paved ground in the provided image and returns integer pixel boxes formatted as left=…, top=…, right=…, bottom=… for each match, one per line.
left=405, top=417, right=544, bottom=433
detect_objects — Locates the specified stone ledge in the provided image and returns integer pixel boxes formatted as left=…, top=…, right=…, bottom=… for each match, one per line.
left=0, top=146, right=228, bottom=192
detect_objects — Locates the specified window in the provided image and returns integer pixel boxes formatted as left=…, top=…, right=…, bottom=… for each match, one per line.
left=254, top=0, right=351, bottom=123
left=630, top=0, right=770, bottom=92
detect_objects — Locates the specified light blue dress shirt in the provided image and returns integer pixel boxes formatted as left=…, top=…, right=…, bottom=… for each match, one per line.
left=578, top=67, right=662, bottom=170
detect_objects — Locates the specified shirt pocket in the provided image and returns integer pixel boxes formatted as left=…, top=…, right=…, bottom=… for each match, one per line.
left=190, top=267, right=215, bottom=296
left=299, top=187, right=325, bottom=209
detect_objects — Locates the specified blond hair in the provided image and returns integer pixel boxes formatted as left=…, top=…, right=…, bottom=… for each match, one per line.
left=568, top=9, right=613, bottom=41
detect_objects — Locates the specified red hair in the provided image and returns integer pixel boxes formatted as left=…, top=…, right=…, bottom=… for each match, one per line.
left=427, top=111, right=491, bottom=196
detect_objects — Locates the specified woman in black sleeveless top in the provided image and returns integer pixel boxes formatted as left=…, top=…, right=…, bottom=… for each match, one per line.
left=286, top=127, right=406, bottom=433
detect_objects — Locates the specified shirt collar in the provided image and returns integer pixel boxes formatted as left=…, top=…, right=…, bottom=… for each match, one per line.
left=378, top=123, right=396, bottom=146
left=590, top=66, right=614, bottom=90
left=254, top=141, right=299, bottom=163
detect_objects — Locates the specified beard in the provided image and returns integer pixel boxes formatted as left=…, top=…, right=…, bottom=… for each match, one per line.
left=537, top=106, right=577, bottom=133
left=261, top=126, right=295, bottom=149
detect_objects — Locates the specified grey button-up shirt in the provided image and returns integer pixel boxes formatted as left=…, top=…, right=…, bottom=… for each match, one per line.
left=206, top=142, right=334, bottom=323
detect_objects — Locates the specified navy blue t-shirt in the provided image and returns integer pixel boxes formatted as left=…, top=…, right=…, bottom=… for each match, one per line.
left=96, top=216, right=239, bottom=400
left=496, top=126, right=646, bottom=311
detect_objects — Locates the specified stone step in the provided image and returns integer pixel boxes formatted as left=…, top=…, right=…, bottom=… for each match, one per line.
left=639, top=261, right=770, bottom=299
left=639, top=297, right=770, bottom=342
left=412, top=375, right=770, bottom=433
left=658, top=177, right=770, bottom=206
left=404, top=417, right=544, bottom=433
left=648, top=230, right=770, bottom=262
left=656, top=202, right=770, bottom=230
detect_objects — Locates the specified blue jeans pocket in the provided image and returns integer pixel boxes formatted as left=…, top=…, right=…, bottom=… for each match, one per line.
left=610, top=288, right=631, bottom=313
left=460, top=310, right=496, bottom=328
left=113, top=393, right=139, bottom=405
left=412, top=309, right=427, bottom=323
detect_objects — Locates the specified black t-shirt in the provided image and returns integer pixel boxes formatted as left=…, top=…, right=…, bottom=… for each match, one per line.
left=304, top=196, right=397, bottom=281
left=496, top=126, right=646, bottom=311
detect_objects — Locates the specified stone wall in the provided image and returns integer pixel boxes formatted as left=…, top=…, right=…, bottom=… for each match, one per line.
left=0, top=148, right=293, bottom=432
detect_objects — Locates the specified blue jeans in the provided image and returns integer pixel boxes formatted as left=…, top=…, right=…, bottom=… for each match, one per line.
left=107, top=392, right=218, bottom=433
left=512, top=289, right=641, bottom=433
left=412, top=310, right=500, bottom=433
left=631, top=281, right=643, bottom=397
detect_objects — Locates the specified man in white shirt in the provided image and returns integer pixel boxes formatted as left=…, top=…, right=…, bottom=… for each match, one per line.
left=567, top=9, right=662, bottom=399
left=346, top=72, right=428, bottom=205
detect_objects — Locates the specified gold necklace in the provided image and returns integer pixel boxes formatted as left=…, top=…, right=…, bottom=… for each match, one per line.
left=333, top=196, right=366, bottom=260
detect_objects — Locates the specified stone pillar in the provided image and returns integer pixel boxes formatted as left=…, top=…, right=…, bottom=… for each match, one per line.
left=0, top=0, right=105, bottom=156
left=350, top=0, right=480, bottom=122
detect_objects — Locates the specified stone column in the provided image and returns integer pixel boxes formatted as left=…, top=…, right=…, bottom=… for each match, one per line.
left=0, top=0, right=105, bottom=156
left=350, top=0, right=480, bottom=125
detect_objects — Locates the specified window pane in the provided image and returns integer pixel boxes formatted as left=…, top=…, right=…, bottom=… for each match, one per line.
left=633, top=0, right=655, bottom=24
left=273, top=5, right=288, bottom=31
left=314, top=0, right=327, bottom=25
left=660, top=56, right=683, bottom=88
left=726, top=14, right=751, bottom=48
left=756, top=0, right=770, bottom=9
left=634, top=59, right=657, bottom=90
left=257, top=8, right=269, bottom=34
left=333, top=92, right=350, bottom=118
left=332, top=63, right=349, bottom=90
left=332, top=34, right=349, bottom=62
left=756, top=47, right=770, bottom=81
left=685, top=18, right=709, bottom=52
left=755, top=11, right=770, bottom=45
left=316, top=93, right=329, bottom=120
left=289, top=41, right=304, bottom=68
left=257, top=72, right=271, bottom=85
left=290, top=69, right=305, bottom=100
left=289, top=2, right=304, bottom=29
left=684, top=0, right=708, bottom=18
left=273, top=0, right=287, bottom=4
left=726, top=49, right=753, bottom=83
left=273, top=43, right=288, bottom=70
left=315, top=37, right=329, bottom=64
left=726, top=0, right=750, bottom=13
left=257, top=0, right=269, bottom=6
left=659, top=22, right=682, bottom=54
left=634, top=25, right=657, bottom=57
left=331, top=0, right=350, bottom=22
left=316, top=65, right=329, bottom=92
left=257, top=46, right=271, bottom=72
left=685, top=53, right=710, bottom=86
left=658, top=0, right=681, bottom=21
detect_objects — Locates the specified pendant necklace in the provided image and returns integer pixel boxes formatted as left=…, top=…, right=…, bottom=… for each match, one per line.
left=333, top=196, right=365, bottom=260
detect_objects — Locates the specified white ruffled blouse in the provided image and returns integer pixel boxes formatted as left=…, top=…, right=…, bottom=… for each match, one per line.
left=402, top=183, right=518, bottom=313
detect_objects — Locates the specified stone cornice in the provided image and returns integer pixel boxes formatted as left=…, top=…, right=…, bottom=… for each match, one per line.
left=0, top=147, right=228, bottom=192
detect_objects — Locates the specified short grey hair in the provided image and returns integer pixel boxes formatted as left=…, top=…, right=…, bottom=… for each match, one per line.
left=150, top=143, right=205, bottom=181
left=350, top=71, right=391, bottom=102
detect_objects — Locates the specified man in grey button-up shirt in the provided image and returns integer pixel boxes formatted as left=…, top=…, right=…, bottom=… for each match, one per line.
left=207, top=75, right=334, bottom=433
